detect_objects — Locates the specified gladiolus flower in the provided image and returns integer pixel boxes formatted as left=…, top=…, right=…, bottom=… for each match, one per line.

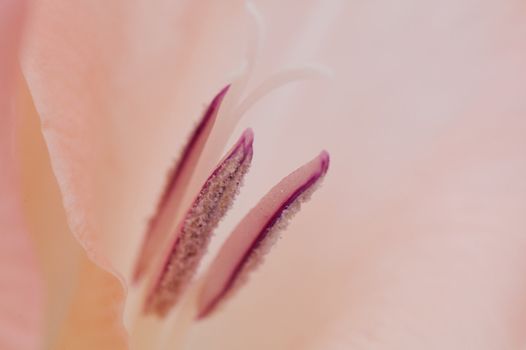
left=3, top=0, right=526, bottom=349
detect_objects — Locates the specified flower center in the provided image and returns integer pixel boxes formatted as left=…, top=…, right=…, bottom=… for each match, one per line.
left=127, top=3, right=332, bottom=349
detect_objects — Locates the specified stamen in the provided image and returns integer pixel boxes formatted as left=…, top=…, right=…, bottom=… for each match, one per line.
left=145, top=129, right=254, bottom=317
left=133, top=86, right=230, bottom=283
left=196, top=151, right=330, bottom=319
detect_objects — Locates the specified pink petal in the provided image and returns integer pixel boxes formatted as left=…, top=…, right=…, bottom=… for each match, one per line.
left=197, top=151, right=329, bottom=319
left=0, top=1, right=43, bottom=349
left=53, top=258, right=128, bottom=350
left=17, top=78, right=127, bottom=349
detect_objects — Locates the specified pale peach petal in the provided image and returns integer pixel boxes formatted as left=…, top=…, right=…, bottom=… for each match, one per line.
left=21, top=0, right=251, bottom=281
left=0, top=1, right=43, bottom=349
left=16, top=74, right=81, bottom=349
left=188, top=0, right=526, bottom=349
left=53, top=258, right=127, bottom=350
left=16, top=76, right=128, bottom=349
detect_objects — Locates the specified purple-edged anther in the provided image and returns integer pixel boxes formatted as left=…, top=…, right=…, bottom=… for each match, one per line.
left=196, top=151, right=330, bottom=319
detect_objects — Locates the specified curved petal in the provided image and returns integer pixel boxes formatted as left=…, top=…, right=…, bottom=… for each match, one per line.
left=54, top=258, right=127, bottom=350
left=17, top=77, right=127, bottom=349
left=0, top=1, right=43, bottom=349
left=21, top=0, right=251, bottom=280
left=188, top=0, right=526, bottom=349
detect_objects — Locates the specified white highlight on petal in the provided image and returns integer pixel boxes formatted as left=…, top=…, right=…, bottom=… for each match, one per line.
left=219, top=1, right=265, bottom=115
left=229, top=64, right=333, bottom=123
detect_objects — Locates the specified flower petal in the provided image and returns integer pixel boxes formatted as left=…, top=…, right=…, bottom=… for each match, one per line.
left=0, top=1, right=43, bottom=349
left=17, top=76, right=127, bottom=350
left=17, top=75, right=80, bottom=349
left=54, top=258, right=128, bottom=350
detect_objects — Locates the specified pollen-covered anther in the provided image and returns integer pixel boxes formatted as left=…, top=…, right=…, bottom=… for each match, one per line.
left=197, top=151, right=330, bottom=319
left=145, top=129, right=254, bottom=317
